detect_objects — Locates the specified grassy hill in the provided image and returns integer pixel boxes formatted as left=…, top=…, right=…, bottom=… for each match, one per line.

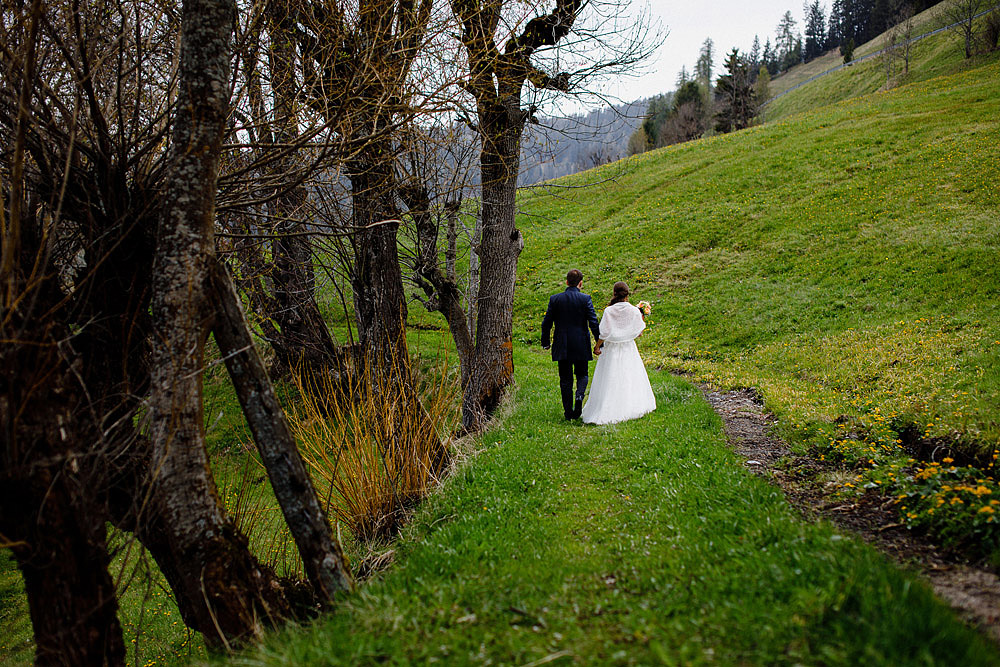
left=216, top=61, right=1000, bottom=661
left=764, top=3, right=999, bottom=122
left=765, top=1, right=955, bottom=99
left=513, top=58, right=1000, bottom=549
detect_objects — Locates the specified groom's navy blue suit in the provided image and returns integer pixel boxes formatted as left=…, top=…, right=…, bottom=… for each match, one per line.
left=541, top=285, right=601, bottom=418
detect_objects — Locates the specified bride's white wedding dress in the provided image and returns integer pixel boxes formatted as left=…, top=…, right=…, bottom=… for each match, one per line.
left=581, top=302, right=656, bottom=425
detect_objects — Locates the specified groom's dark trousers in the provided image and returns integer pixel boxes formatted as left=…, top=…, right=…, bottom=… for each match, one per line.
left=541, top=285, right=601, bottom=418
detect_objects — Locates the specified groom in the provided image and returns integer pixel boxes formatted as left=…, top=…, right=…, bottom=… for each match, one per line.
left=541, top=269, right=601, bottom=420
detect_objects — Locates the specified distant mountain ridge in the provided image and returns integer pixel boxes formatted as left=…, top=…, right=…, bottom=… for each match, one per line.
left=518, top=99, right=646, bottom=186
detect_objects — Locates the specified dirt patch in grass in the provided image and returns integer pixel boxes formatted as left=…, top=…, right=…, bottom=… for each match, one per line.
left=701, top=386, right=1000, bottom=645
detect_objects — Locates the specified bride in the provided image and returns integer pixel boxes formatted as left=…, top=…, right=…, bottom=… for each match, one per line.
left=580, top=282, right=657, bottom=425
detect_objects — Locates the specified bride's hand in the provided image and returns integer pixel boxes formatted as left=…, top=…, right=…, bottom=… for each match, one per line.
left=594, top=342, right=603, bottom=356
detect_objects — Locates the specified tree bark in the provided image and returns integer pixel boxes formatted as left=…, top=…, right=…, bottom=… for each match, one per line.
left=1, top=333, right=126, bottom=667
left=467, top=209, right=482, bottom=341
left=350, top=148, right=448, bottom=473
left=210, top=261, right=354, bottom=602
left=266, top=12, right=342, bottom=379
left=461, top=96, right=525, bottom=431
left=451, top=0, right=580, bottom=432
left=148, top=0, right=291, bottom=646
left=3, top=470, right=126, bottom=667
left=349, top=155, right=412, bottom=385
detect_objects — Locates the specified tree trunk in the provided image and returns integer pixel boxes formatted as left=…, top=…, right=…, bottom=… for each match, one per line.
left=461, top=97, right=525, bottom=432
left=402, top=187, right=474, bottom=388
left=448, top=0, right=579, bottom=432
left=4, top=472, right=125, bottom=667
left=210, top=261, right=354, bottom=602
left=148, top=0, right=291, bottom=646
left=445, top=201, right=459, bottom=282
left=349, top=155, right=411, bottom=384
left=349, top=145, right=448, bottom=472
left=467, top=208, right=482, bottom=342
left=267, top=14, right=341, bottom=379
left=1, top=94, right=127, bottom=665
left=1, top=337, right=126, bottom=667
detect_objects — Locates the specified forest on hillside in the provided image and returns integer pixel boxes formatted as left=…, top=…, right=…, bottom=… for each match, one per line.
left=629, top=0, right=999, bottom=153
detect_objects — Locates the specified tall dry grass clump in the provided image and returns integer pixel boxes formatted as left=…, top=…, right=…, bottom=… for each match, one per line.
left=287, top=353, right=458, bottom=542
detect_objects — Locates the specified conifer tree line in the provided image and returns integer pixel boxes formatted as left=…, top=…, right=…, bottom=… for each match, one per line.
left=630, top=0, right=948, bottom=153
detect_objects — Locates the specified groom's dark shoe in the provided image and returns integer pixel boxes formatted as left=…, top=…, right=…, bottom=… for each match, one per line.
left=573, top=399, right=583, bottom=419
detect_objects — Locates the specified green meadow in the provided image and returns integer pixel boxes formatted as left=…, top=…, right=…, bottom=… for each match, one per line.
left=237, top=52, right=1000, bottom=665
left=517, top=59, right=1000, bottom=459
left=238, top=350, right=998, bottom=666
left=3, top=20, right=999, bottom=667
left=764, top=4, right=999, bottom=122
left=513, top=57, right=1000, bottom=557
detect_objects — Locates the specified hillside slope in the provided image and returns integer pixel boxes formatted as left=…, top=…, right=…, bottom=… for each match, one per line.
left=515, top=60, right=1000, bottom=470
left=765, top=4, right=1000, bottom=122
left=766, top=1, right=955, bottom=99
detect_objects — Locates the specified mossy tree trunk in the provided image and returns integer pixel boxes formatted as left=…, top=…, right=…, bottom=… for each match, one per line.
left=451, top=0, right=581, bottom=432
left=147, top=0, right=292, bottom=645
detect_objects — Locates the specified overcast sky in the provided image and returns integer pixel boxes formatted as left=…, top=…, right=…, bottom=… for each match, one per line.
left=606, top=0, right=808, bottom=103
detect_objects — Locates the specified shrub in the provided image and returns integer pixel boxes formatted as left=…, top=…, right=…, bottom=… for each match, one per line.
left=853, top=454, right=1000, bottom=562
left=287, top=354, right=459, bottom=542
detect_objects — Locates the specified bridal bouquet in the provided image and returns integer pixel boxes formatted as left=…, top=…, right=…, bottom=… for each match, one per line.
left=637, top=300, right=652, bottom=317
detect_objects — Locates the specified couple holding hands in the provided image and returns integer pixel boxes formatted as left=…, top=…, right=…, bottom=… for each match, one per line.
left=541, top=269, right=656, bottom=425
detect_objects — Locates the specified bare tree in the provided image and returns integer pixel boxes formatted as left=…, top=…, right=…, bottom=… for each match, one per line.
left=881, top=1, right=914, bottom=86
left=942, top=0, right=989, bottom=59
left=450, top=0, right=656, bottom=432
left=0, top=0, right=353, bottom=658
left=148, top=0, right=300, bottom=641
left=284, top=0, right=451, bottom=471
left=658, top=100, right=705, bottom=146
left=398, top=121, right=481, bottom=387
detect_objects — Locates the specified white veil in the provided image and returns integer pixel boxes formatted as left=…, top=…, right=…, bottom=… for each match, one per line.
left=599, top=302, right=646, bottom=343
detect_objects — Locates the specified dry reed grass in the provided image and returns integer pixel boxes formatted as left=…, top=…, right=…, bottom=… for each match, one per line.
left=287, top=352, right=459, bottom=542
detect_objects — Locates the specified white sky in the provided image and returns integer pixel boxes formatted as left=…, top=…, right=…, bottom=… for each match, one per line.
left=607, top=0, right=808, bottom=102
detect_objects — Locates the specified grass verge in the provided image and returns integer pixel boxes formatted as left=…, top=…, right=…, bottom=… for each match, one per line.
left=513, top=58, right=1000, bottom=557
left=235, top=346, right=998, bottom=665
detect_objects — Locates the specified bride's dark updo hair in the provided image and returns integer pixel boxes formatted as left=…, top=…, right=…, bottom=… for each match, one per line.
left=609, top=281, right=630, bottom=305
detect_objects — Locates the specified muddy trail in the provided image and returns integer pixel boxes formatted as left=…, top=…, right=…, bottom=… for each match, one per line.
left=701, top=386, right=1000, bottom=645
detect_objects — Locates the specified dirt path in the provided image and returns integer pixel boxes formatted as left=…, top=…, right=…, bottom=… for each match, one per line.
left=701, top=386, right=1000, bottom=645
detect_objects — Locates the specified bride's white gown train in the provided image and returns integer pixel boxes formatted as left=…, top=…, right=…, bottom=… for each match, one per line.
left=581, top=302, right=656, bottom=425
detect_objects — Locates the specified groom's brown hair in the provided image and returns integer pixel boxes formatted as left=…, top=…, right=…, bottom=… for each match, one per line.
left=566, top=269, right=583, bottom=287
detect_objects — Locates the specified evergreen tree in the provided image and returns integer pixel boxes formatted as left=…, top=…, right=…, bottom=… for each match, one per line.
left=762, top=37, right=779, bottom=75
left=674, top=80, right=704, bottom=111
left=676, top=65, right=690, bottom=87
left=871, top=0, right=894, bottom=34
left=660, top=80, right=706, bottom=146
left=841, top=36, right=856, bottom=62
left=776, top=11, right=798, bottom=69
left=641, top=94, right=674, bottom=147
left=749, top=35, right=762, bottom=77
left=841, top=0, right=876, bottom=45
left=715, top=48, right=756, bottom=133
left=695, top=38, right=715, bottom=91
left=829, top=0, right=844, bottom=48
left=804, top=0, right=828, bottom=61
